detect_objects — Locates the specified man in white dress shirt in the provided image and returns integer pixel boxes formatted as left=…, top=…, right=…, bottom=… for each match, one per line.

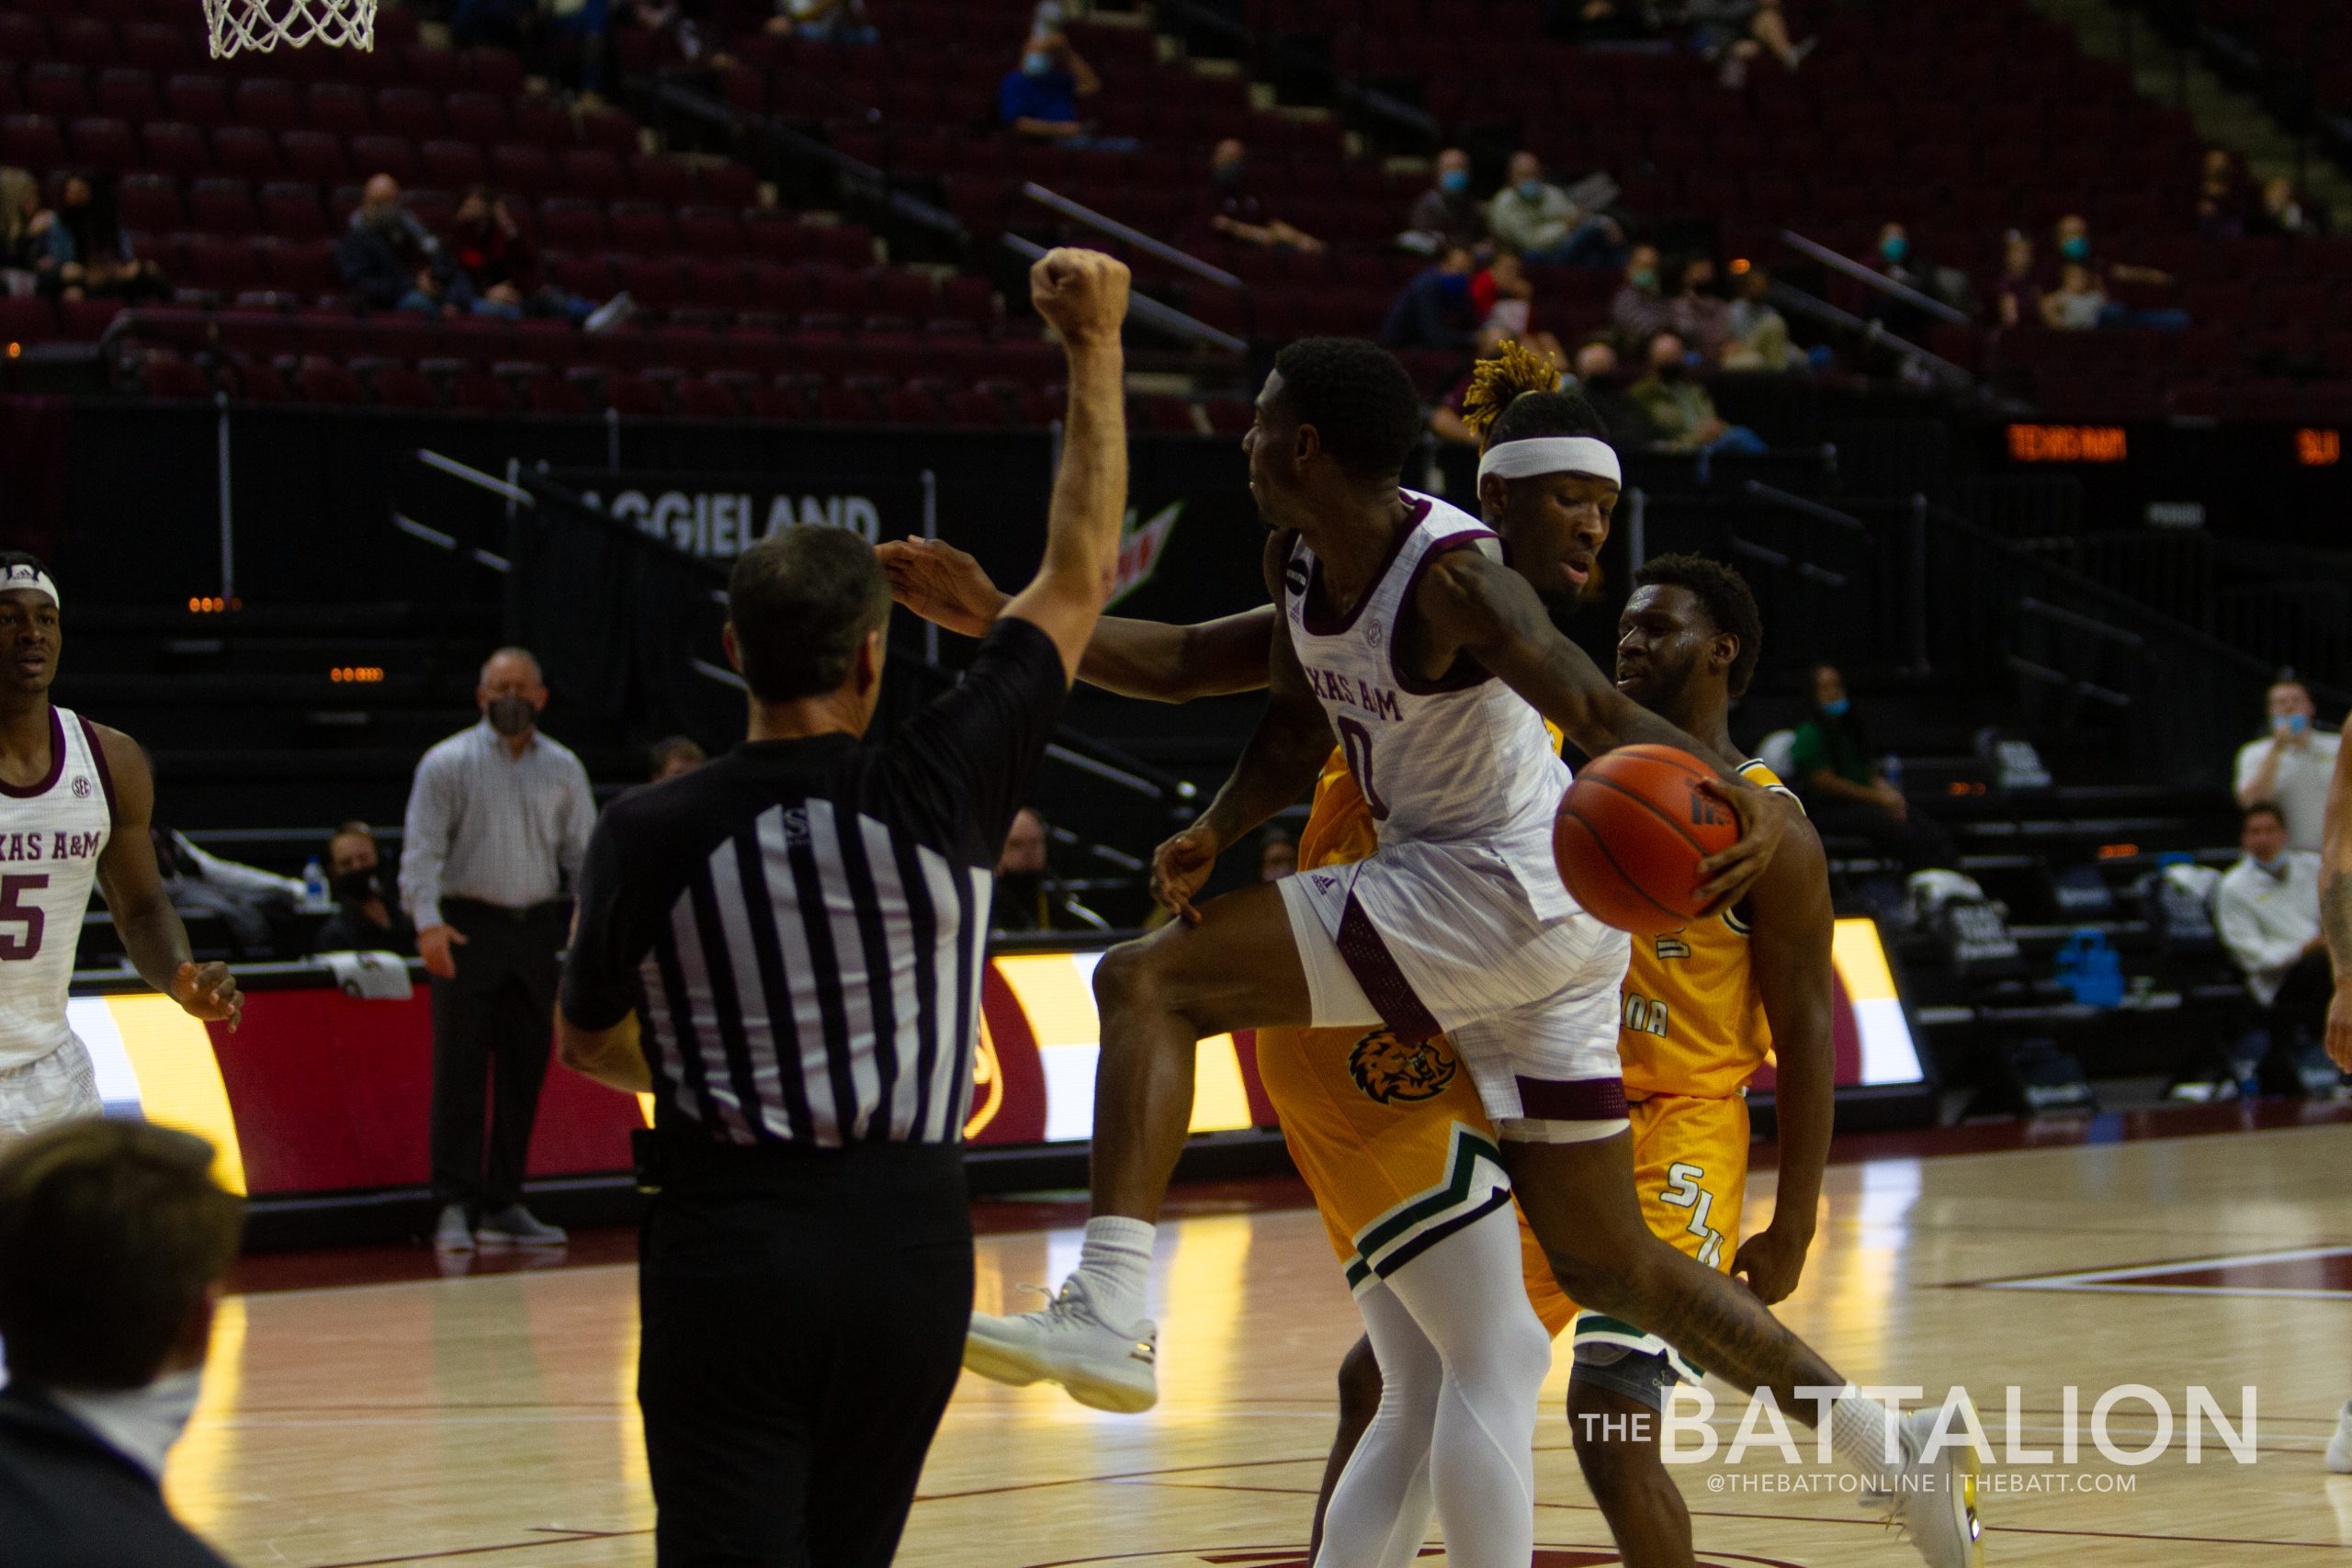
left=401, top=649, right=596, bottom=1252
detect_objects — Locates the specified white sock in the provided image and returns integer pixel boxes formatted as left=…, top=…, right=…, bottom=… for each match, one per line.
left=1075, top=1216, right=1156, bottom=1328
left=1828, top=1386, right=1905, bottom=1488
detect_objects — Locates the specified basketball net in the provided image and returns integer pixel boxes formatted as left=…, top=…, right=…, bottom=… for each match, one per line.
left=204, top=0, right=375, bottom=56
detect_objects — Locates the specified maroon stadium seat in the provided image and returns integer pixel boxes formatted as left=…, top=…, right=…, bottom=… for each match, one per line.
left=163, top=73, right=232, bottom=128
left=373, top=88, right=444, bottom=142
left=93, top=67, right=159, bottom=122
left=25, top=65, right=93, bottom=121
left=121, top=23, right=196, bottom=73
left=535, top=199, right=606, bottom=252
left=187, top=178, right=258, bottom=235
left=67, top=118, right=141, bottom=175
left=118, top=174, right=184, bottom=232
left=489, top=144, right=557, bottom=198
left=365, top=361, right=443, bottom=409
left=51, top=19, right=119, bottom=69
left=294, top=357, right=368, bottom=405
left=278, top=130, right=346, bottom=184
left=210, top=126, right=280, bottom=180
left=419, top=140, right=488, bottom=190
left=140, top=121, right=209, bottom=179
left=560, top=150, right=628, bottom=202
left=138, top=355, right=215, bottom=399
left=234, top=78, right=306, bottom=133
left=0, top=116, right=67, bottom=172
left=444, top=92, right=509, bottom=143
left=0, top=299, right=59, bottom=346
left=347, top=135, right=417, bottom=186
left=605, top=202, right=674, bottom=254
left=305, top=83, right=373, bottom=137
left=258, top=182, right=327, bottom=240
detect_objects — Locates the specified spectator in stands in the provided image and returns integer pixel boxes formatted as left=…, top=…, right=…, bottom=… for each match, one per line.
left=1403, top=148, right=1487, bottom=254
left=0, top=1120, right=243, bottom=1567
left=992, top=807, right=1106, bottom=934
left=1609, top=243, right=1672, bottom=352
left=998, top=30, right=1107, bottom=143
left=146, top=805, right=303, bottom=960
left=1, top=168, right=51, bottom=284
left=2194, top=149, right=2245, bottom=239
left=1994, top=231, right=2042, bottom=331
left=446, top=186, right=632, bottom=332
left=1381, top=243, right=1482, bottom=353
left=311, top=822, right=417, bottom=958
left=450, top=0, right=534, bottom=54
left=2250, top=175, right=2330, bottom=239
left=1487, top=151, right=1619, bottom=267
left=1861, top=220, right=1940, bottom=337
left=1630, top=331, right=1767, bottom=480
left=1470, top=251, right=1566, bottom=364
left=338, top=175, right=480, bottom=319
left=765, top=0, right=877, bottom=44
left=2214, top=800, right=2330, bottom=1067
left=1789, top=663, right=1954, bottom=872
left=2051, top=214, right=2187, bottom=330
left=649, top=736, right=707, bottom=782
left=2235, top=678, right=2339, bottom=852
left=1668, top=254, right=1732, bottom=362
left=1569, top=336, right=1660, bottom=449
left=36, top=175, right=164, bottom=305
left=1257, top=828, right=1297, bottom=882
left=1721, top=262, right=1797, bottom=369
left=1691, top=0, right=1813, bottom=88
left=2039, top=261, right=2108, bottom=332
left=1205, top=140, right=1322, bottom=252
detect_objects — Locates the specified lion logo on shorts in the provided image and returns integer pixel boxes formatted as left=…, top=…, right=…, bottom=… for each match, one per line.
left=1348, top=1030, right=1458, bottom=1103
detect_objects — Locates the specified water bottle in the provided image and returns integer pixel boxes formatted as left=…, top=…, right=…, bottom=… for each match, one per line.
left=302, top=856, right=329, bottom=913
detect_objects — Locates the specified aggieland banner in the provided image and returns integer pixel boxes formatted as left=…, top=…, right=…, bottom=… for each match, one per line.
left=552, top=469, right=931, bottom=557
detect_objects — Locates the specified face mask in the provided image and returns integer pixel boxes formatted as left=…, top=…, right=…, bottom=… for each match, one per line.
left=1022, top=51, right=1052, bottom=74
left=2275, top=712, right=2310, bottom=736
left=1629, top=268, right=1657, bottom=292
left=1880, top=235, right=1907, bottom=262
left=2060, top=233, right=2089, bottom=261
left=2253, top=851, right=2288, bottom=874
left=1439, top=168, right=1469, bottom=196
left=53, top=1367, right=206, bottom=1481
left=1657, top=359, right=1689, bottom=382
left=485, top=694, right=537, bottom=738
left=334, top=868, right=388, bottom=907
left=1516, top=177, right=1545, bottom=200
left=1821, top=696, right=1850, bottom=717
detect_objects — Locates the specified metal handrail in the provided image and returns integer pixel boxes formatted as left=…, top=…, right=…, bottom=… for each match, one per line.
left=1737, top=480, right=1869, bottom=535
left=1762, top=276, right=1980, bottom=389
left=998, top=234, right=1248, bottom=354
left=1778, top=229, right=1970, bottom=326
left=1022, top=184, right=1244, bottom=290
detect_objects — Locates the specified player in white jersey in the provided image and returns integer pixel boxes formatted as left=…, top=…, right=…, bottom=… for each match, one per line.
left=965, top=341, right=1982, bottom=1567
left=0, top=555, right=242, bottom=1142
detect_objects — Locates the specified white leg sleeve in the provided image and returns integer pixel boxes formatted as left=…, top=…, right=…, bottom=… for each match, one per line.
left=1317, top=1281, right=1440, bottom=1568
left=1381, top=1202, right=1551, bottom=1568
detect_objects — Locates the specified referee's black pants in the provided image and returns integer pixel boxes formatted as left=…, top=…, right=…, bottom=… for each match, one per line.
left=638, top=1136, right=972, bottom=1567
left=426, top=897, right=565, bottom=1215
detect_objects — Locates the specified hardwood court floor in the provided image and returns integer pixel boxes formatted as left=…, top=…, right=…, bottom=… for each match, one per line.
left=182, top=1111, right=2352, bottom=1567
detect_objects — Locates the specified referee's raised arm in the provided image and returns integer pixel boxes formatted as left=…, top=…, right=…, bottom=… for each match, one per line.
left=998, top=248, right=1133, bottom=682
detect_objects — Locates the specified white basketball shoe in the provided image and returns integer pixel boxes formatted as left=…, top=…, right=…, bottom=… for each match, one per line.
left=1866, top=1404, right=1986, bottom=1568
left=2327, top=1398, right=2352, bottom=1473
left=964, top=1274, right=1159, bottom=1414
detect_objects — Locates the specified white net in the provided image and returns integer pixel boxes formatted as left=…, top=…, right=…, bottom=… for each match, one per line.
left=203, top=0, right=376, bottom=56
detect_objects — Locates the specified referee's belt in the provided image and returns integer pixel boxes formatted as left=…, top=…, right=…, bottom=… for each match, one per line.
left=442, top=896, right=569, bottom=923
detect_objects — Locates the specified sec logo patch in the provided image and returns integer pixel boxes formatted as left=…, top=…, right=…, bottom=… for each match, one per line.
left=71, top=777, right=89, bottom=798
left=1348, top=1029, right=1457, bottom=1104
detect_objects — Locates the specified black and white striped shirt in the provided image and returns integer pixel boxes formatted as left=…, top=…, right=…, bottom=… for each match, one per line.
left=559, top=618, right=1067, bottom=1147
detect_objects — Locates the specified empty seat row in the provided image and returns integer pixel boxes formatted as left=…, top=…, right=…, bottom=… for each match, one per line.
left=0, top=70, right=628, bottom=151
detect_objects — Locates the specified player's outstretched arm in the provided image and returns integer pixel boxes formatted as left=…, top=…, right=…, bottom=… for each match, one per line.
left=2320, top=707, right=2352, bottom=1070
left=87, top=726, right=241, bottom=1031
left=1153, top=536, right=1332, bottom=919
left=878, top=536, right=1275, bottom=702
left=1730, top=812, right=1834, bottom=1304
left=998, top=248, right=1132, bottom=682
left=1415, top=547, right=1792, bottom=908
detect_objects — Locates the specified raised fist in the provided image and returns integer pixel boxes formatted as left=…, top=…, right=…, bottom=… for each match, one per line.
left=1030, top=247, right=1131, bottom=348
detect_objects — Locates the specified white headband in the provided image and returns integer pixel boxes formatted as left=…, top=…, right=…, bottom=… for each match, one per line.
left=1476, top=435, right=1622, bottom=488
left=0, top=565, right=59, bottom=611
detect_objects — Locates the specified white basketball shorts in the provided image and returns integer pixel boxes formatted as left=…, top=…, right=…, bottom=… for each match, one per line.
left=0, top=1039, right=103, bottom=1143
left=1277, top=839, right=1631, bottom=1142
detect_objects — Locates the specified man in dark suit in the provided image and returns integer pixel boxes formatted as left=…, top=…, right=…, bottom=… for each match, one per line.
left=0, top=1119, right=244, bottom=1567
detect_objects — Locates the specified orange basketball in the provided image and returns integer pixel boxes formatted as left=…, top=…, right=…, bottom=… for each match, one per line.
left=1553, top=744, right=1740, bottom=935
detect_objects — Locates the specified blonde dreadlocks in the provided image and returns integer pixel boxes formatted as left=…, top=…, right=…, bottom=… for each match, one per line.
left=1458, top=339, right=1565, bottom=446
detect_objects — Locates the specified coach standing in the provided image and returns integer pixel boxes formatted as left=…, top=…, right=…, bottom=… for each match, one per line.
left=554, top=247, right=1130, bottom=1566
left=403, top=648, right=596, bottom=1252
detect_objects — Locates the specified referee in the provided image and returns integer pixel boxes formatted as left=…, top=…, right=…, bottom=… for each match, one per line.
left=555, top=247, right=1131, bottom=1566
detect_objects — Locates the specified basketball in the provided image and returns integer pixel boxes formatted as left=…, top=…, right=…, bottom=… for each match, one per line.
left=1553, top=745, right=1740, bottom=935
